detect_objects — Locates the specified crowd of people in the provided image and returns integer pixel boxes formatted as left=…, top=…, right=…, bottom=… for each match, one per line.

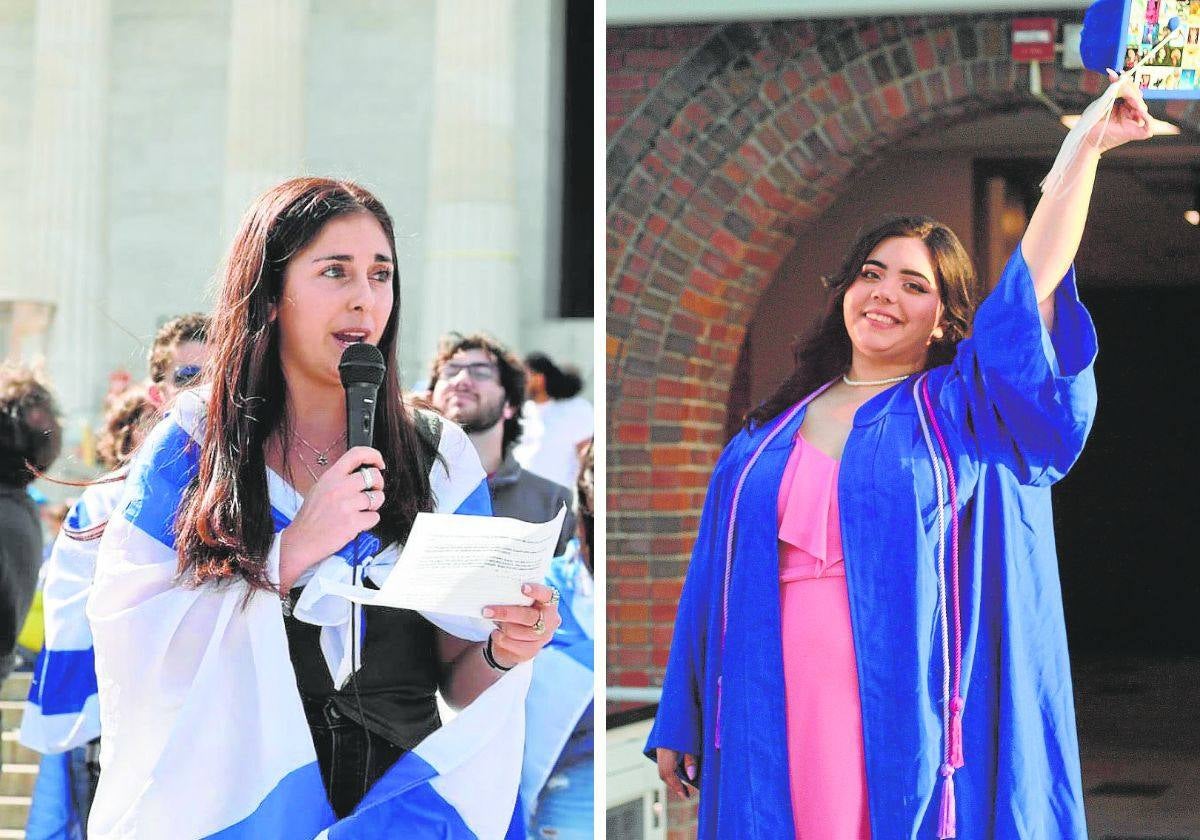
left=0, top=178, right=594, bottom=839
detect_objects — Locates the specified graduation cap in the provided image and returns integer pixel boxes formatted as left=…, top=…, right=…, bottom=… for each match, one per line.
left=1079, top=0, right=1197, bottom=99
left=1043, top=1, right=1186, bottom=193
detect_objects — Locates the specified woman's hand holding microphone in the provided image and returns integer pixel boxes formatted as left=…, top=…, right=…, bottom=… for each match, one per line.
left=278, top=446, right=386, bottom=592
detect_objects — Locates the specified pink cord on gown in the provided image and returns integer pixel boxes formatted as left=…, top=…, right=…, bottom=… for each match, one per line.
left=777, top=432, right=870, bottom=840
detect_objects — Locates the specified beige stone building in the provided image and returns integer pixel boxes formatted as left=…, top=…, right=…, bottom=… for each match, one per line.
left=0, top=0, right=593, bottom=466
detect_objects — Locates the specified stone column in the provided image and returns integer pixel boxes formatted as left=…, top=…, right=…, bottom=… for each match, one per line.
left=24, top=0, right=111, bottom=421
left=420, top=0, right=521, bottom=357
left=221, top=0, right=308, bottom=233
left=0, top=4, right=36, bottom=342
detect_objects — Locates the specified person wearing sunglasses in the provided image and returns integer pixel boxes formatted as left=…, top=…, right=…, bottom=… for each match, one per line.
left=428, top=333, right=575, bottom=556
left=146, top=312, right=210, bottom=408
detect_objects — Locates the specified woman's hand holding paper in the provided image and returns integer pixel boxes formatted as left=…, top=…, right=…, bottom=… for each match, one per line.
left=482, top=582, right=563, bottom=668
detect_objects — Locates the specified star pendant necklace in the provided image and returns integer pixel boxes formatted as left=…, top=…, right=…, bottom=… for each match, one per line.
left=294, top=430, right=345, bottom=468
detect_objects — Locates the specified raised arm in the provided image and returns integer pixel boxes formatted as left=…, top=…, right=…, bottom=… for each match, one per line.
left=1021, top=72, right=1152, bottom=323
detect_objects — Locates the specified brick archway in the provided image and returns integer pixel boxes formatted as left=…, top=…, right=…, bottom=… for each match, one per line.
left=605, top=15, right=1200, bottom=687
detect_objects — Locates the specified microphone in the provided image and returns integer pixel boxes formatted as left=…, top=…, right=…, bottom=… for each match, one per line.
left=338, top=343, right=386, bottom=449
left=336, top=342, right=386, bottom=757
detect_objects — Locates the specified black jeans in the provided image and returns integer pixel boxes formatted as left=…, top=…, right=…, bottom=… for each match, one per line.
left=304, top=697, right=405, bottom=818
left=78, top=737, right=101, bottom=827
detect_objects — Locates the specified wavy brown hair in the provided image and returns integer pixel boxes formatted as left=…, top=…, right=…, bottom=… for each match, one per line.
left=747, top=215, right=981, bottom=428
left=576, top=442, right=593, bottom=574
left=96, top=384, right=156, bottom=471
left=0, top=363, right=62, bottom=488
left=175, top=178, right=435, bottom=590
left=148, top=312, right=210, bottom=385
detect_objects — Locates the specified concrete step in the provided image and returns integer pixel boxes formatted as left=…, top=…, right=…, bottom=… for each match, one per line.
left=0, top=674, right=30, bottom=703
left=0, top=702, right=26, bottom=732
left=1, top=674, right=36, bottom=834
left=0, top=796, right=30, bottom=831
left=0, top=765, right=35, bottom=798
left=1, top=733, right=39, bottom=767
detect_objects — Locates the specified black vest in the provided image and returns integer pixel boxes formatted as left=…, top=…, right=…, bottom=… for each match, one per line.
left=283, top=411, right=444, bottom=749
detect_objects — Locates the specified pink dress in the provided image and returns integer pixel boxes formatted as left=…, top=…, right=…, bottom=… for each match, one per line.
left=777, top=432, right=870, bottom=839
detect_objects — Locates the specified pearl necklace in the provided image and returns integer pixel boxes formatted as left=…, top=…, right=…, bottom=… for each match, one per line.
left=842, top=372, right=917, bottom=387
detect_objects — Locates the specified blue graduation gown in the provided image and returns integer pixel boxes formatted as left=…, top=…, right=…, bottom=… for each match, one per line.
left=646, top=246, right=1098, bottom=838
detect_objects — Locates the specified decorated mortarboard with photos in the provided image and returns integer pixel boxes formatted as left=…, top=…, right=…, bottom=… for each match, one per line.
left=1082, top=0, right=1200, bottom=97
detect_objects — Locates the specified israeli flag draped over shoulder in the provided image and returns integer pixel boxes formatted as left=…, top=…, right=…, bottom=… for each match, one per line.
left=21, top=480, right=124, bottom=756
left=86, top=389, right=530, bottom=840
left=516, top=543, right=594, bottom=830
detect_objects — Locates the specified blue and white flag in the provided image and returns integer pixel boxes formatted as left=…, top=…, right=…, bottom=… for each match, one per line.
left=21, top=479, right=125, bottom=755
left=519, top=545, right=594, bottom=829
left=87, top=389, right=526, bottom=839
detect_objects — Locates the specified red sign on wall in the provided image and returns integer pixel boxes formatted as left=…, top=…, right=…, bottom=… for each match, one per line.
left=1012, top=17, right=1058, bottom=62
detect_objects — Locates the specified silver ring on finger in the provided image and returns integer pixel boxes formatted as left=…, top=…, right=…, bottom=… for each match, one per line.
left=363, top=489, right=377, bottom=511
left=532, top=612, right=546, bottom=635
left=360, top=467, right=376, bottom=491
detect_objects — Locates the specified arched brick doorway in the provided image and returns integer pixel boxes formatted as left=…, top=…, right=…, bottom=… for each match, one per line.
left=605, top=15, right=1200, bottom=688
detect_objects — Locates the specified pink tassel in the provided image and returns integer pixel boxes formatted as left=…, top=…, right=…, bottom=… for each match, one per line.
left=949, top=695, right=965, bottom=768
left=714, top=675, right=723, bottom=749
left=937, top=765, right=957, bottom=839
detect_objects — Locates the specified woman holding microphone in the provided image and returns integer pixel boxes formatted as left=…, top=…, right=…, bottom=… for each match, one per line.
left=87, top=178, right=560, bottom=838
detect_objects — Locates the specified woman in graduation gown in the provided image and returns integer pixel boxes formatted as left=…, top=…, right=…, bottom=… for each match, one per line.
left=86, top=178, right=561, bottom=838
left=647, top=77, right=1152, bottom=838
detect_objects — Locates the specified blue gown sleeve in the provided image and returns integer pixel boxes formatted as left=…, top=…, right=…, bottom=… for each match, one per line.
left=938, top=244, right=1099, bottom=486
left=643, top=442, right=735, bottom=761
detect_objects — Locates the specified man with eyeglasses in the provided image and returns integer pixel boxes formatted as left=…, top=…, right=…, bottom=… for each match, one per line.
left=428, top=333, right=574, bottom=555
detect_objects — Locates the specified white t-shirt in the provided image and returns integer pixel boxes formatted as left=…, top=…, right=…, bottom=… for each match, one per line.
left=512, top=396, right=594, bottom=490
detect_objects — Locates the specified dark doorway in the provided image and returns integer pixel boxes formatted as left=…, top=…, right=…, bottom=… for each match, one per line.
left=1055, top=286, right=1199, bottom=656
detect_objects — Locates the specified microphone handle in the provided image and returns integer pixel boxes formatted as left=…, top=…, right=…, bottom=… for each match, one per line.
left=345, top=382, right=380, bottom=450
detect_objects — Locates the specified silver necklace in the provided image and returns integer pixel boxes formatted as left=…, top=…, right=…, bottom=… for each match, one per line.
left=842, top=372, right=917, bottom=387
left=294, top=431, right=344, bottom=467
left=294, top=449, right=321, bottom=485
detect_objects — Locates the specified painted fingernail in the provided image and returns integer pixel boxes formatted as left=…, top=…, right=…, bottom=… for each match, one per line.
left=686, top=764, right=696, bottom=780
left=482, top=607, right=495, bottom=618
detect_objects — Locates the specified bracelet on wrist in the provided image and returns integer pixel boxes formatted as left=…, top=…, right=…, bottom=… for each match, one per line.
left=482, top=636, right=514, bottom=672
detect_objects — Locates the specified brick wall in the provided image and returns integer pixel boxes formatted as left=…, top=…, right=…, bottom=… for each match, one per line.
left=606, top=15, right=1200, bottom=834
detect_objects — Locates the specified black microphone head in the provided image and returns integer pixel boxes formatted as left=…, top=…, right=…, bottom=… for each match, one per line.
left=338, top=342, right=386, bottom=388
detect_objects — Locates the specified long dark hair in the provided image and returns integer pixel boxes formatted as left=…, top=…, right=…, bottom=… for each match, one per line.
left=747, top=215, right=980, bottom=428
left=175, top=178, right=434, bottom=591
